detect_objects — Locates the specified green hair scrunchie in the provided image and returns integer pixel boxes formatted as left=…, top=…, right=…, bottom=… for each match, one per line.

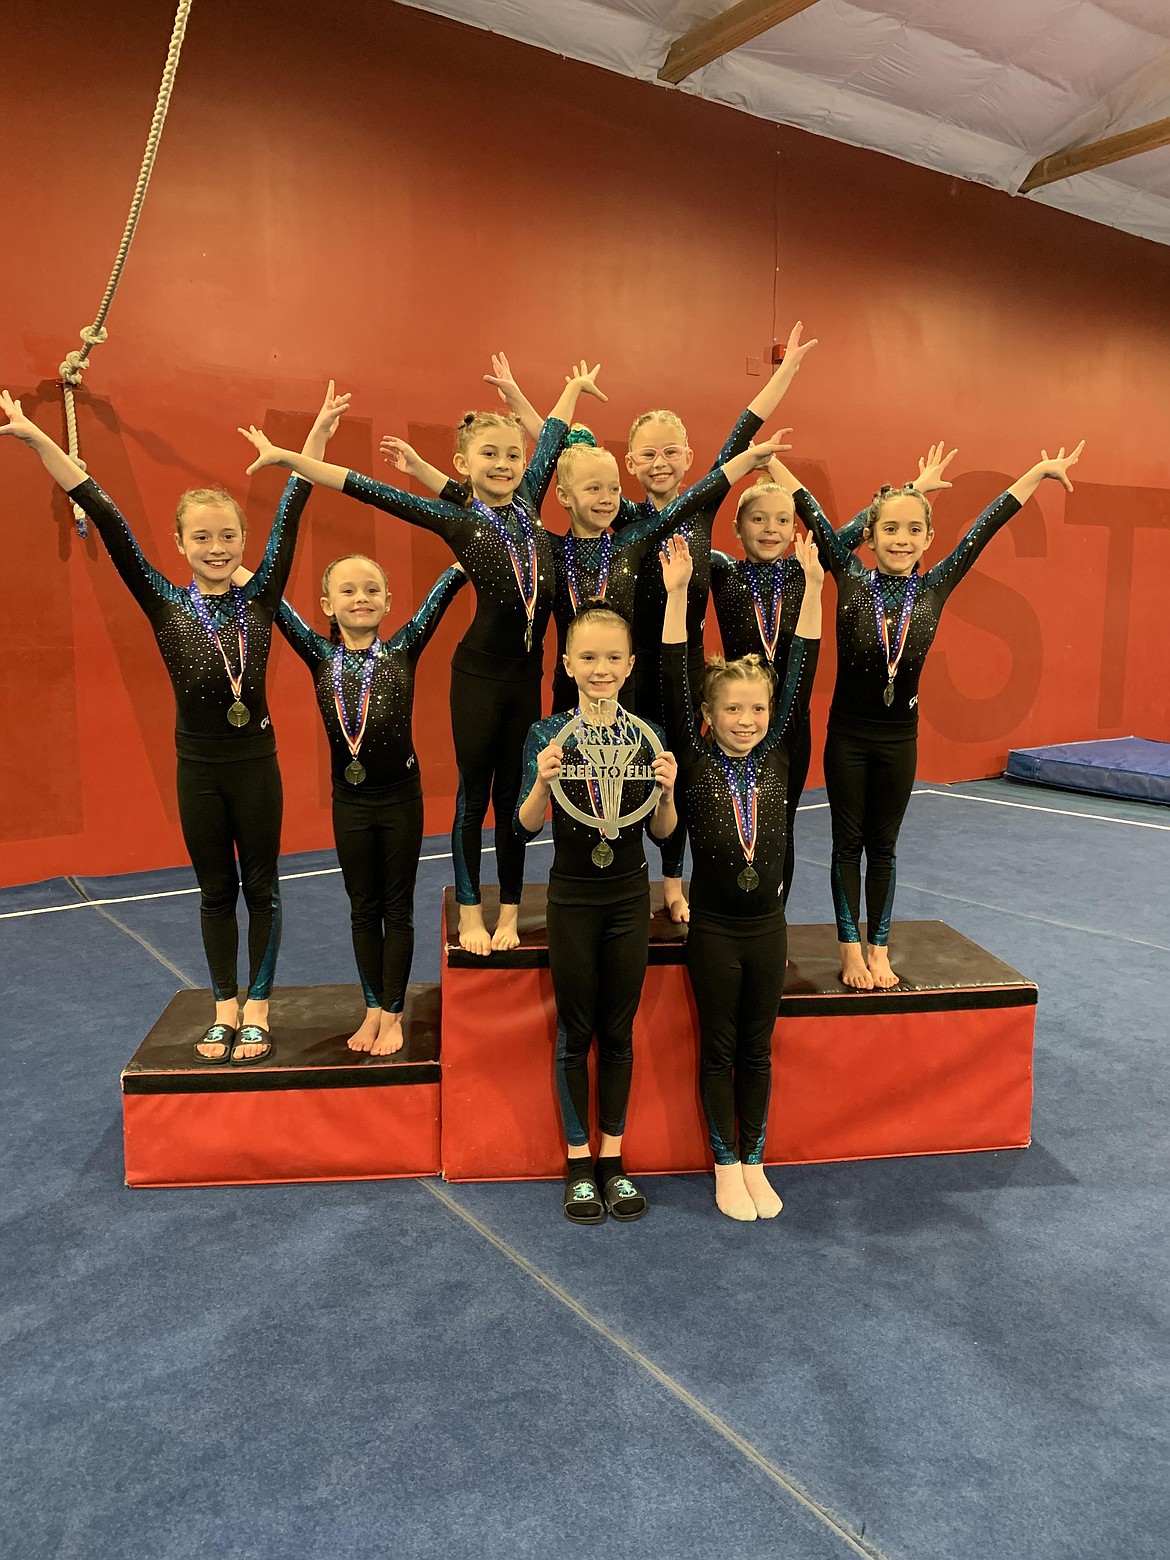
left=564, top=425, right=598, bottom=448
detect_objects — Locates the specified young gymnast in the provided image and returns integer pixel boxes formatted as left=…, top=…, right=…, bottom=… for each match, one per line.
left=768, top=442, right=1083, bottom=989
left=660, top=531, right=823, bottom=1222
left=0, top=383, right=345, bottom=1061
left=235, top=365, right=605, bottom=957
left=516, top=603, right=678, bottom=1223
left=237, top=542, right=466, bottom=1055
left=709, top=443, right=957, bottom=900
left=485, top=327, right=817, bottom=923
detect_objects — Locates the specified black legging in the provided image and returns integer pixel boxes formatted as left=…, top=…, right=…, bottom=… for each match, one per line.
left=332, top=788, right=424, bottom=1012
left=823, top=726, right=917, bottom=945
left=176, top=754, right=283, bottom=1001
left=783, top=712, right=813, bottom=906
left=546, top=886, right=651, bottom=1146
left=686, top=914, right=787, bottom=1166
left=450, top=667, right=541, bottom=906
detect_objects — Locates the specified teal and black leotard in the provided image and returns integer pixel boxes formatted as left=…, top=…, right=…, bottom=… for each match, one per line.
left=67, top=474, right=312, bottom=1001
left=275, top=566, right=467, bottom=1011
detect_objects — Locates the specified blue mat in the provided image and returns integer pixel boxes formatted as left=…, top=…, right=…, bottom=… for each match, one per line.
left=1004, top=736, right=1170, bottom=804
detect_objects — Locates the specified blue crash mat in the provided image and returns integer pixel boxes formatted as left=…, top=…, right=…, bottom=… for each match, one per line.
left=1004, top=737, right=1170, bottom=804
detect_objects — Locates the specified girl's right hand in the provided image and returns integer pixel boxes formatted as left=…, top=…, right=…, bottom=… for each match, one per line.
left=913, top=440, right=958, bottom=494
left=1035, top=441, right=1085, bottom=491
left=659, top=533, right=694, bottom=593
left=484, top=351, right=524, bottom=410
left=238, top=425, right=289, bottom=475
left=536, top=743, right=564, bottom=784
left=379, top=435, right=423, bottom=477
left=0, top=390, right=40, bottom=443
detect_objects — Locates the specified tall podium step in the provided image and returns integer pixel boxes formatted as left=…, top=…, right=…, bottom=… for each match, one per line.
left=439, top=887, right=1037, bottom=1181
left=122, top=984, right=441, bottom=1187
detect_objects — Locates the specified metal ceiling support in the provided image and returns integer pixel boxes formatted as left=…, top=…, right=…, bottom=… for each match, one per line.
left=1020, top=114, right=1170, bottom=193
left=657, top=0, right=822, bottom=86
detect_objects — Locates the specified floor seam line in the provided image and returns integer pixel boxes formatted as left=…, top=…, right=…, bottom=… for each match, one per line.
left=421, top=1178, right=887, bottom=1560
left=65, top=875, right=200, bottom=988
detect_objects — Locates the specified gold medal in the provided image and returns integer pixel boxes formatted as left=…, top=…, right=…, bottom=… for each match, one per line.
left=344, top=759, right=367, bottom=785
left=737, top=865, right=759, bottom=892
left=883, top=680, right=896, bottom=707
left=591, top=840, right=614, bottom=868
left=525, top=620, right=534, bottom=653
left=227, top=701, right=251, bottom=727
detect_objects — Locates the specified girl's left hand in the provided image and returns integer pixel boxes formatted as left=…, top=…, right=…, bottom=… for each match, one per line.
left=238, top=425, right=284, bottom=475
left=793, top=527, right=824, bottom=585
left=0, top=389, right=40, bottom=443
left=309, top=379, right=352, bottom=444
left=745, top=432, right=794, bottom=469
left=778, top=319, right=818, bottom=373
left=565, top=360, right=608, bottom=403
left=379, top=435, right=422, bottom=476
left=653, top=750, right=678, bottom=798
left=659, top=533, right=693, bottom=592
left=484, top=351, right=523, bottom=408
left=1035, top=441, right=1085, bottom=491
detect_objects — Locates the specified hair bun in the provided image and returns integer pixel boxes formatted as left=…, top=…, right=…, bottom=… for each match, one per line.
left=460, top=411, right=477, bottom=427
left=564, top=425, right=598, bottom=448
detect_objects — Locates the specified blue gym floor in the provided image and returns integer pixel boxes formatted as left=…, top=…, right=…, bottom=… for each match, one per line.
left=2, top=778, right=1167, bottom=1560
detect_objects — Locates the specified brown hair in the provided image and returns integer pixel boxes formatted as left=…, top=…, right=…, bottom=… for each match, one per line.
left=453, top=411, right=527, bottom=507
left=865, top=484, right=933, bottom=535
left=735, top=477, right=794, bottom=524
left=628, top=408, right=688, bottom=450
left=174, top=487, right=247, bottom=539
left=565, top=602, right=633, bottom=654
left=320, top=553, right=390, bottom=645
left=702, top=652, right=775, bottom=713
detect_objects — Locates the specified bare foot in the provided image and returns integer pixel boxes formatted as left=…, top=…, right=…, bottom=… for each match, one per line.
left=867, top=945, right=900, bottom=988
left=197, top=999, right=239, bottom=1060
left=741, top=1163, right=783, bottom=1218
left=236, top=997, right=271, bottom=1059
left=459, top=903, right=493, bottom=956
left=347, top=1007, right=382, bottom=1052
left=714, top=1163, right=757, bottom=1222
left=371, top=1010, right=405, bottom=1055
left=491, top=903, right=521, bottom=951
left=663, top=876, right=690, bottom=925
left=839, top=942, right=875, bottom=991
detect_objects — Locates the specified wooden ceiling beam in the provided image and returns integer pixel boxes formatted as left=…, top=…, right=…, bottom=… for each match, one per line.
left=1020, top=115, right=1170, bottom=193
left=658, top=0, right=822, bottom=86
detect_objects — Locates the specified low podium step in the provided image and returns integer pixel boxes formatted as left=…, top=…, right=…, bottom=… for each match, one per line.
left=439, top=887, right=1037, bottom=1181
left=122, top=984, right=441, bottom=1187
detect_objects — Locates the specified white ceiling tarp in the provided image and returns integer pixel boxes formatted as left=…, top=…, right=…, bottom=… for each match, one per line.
left=394, top=0, right=1170, bottom=247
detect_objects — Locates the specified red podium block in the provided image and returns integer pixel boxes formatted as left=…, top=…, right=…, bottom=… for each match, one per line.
left=439, top=888, right=1036, bottom=1181
left=122, top=984, right=441, bottom=1187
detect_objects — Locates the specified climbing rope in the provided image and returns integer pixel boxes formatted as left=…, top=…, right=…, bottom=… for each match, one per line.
left=59, top=0, right=194, bottom=534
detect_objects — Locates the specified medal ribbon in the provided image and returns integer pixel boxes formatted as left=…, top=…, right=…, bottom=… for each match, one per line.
left=712, top=749, right=759, bottom=867
left=870, top=570, right=918, bottom=684
left=472, top=498, right=539, bottom=642
left=746, top=560, right=783, bottom=663
left=331, top=644, right=378, bottom=761
left=188, top=581, right=248, bottom=701
left=564, top=530, right=613, bottom=611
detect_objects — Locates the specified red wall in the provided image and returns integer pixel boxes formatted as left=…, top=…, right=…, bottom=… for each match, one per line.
left=2, top=0, right=1168, bottom=887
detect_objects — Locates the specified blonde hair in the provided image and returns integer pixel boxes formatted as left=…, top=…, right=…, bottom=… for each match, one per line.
left=556, top=431, right=615, bottom=488
left=565, top=602, right=632, bottom=653
left=320, top=553, right=390, bottom=645
left=175, top=487, right=247, bottom=539
left=702, top=652, right=775, bottom=713
left=866, top=484, right=933, bottom=535
left=628, top=408, right=688, bottom=449
left=735, top=477, right=793, bottom=523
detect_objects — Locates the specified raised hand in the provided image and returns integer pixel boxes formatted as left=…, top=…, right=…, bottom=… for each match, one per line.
left=745, top=432, right=794, bottom=470
left=484, top=351, right=524, bottom=409
left=779, top=319, right=818, bottom=374
left=238, top=425, right=285, bottom=476
left=310, top=379, right=352, bottom=444
left=565, top=360, right=608, bottom=403
left=913, top=440, right=958, bottom=494
left=379, top=435, right=423, bottom=477
left=0, top=390, right=40, bottom=443
left=659, top=532, right=694, bottom=593
left=1037, top=441, right=1085, bottom=491
left=793, top=527, right=824, bottom=587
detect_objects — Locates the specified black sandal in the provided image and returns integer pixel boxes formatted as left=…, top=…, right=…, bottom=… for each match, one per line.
left=193, top=1023, right=234, bottom=1065
left=563, top=1171, right=605, bottom=1224
left=230, top=1024, right=273, bottom=1066
left=600, top=1172, right=647, bottom=1222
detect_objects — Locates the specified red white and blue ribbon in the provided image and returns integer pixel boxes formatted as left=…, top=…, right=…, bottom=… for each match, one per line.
left=187, top=580, right=248, bottom=702
left=472, top=498, right=538, bottom=642
left=745, top=560, right=783, bottom=663
left=331, top=643, right=378, bottom=761
left=870, top=569, right=918, bottom=687
left=712, top=748, right=759, bottom=868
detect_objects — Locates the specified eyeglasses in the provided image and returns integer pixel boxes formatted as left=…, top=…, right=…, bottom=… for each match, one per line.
left=629, top=445, right=690, bottom=466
